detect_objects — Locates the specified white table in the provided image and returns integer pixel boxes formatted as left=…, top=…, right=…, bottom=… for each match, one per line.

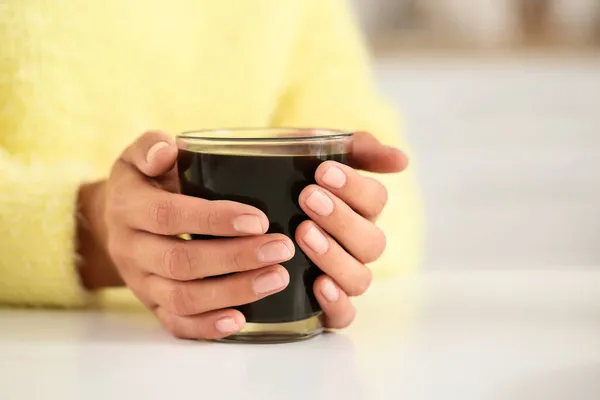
left=1, top=270, right=599, bottom=400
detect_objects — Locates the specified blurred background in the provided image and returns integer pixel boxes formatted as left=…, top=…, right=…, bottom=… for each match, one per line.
left=351, top=0, right=600, bottom=269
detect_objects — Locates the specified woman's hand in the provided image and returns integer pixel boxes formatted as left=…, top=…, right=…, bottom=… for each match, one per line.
left=80, top=131, right=295, bottom=339
left=79, top=131, right=407, bottom=337
left=296, top=132, right=408, bottom=329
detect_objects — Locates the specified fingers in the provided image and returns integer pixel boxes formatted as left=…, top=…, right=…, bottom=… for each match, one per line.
left=136, top=195, right=268, bottom=236
left=348, top=132, right=408, bottom=173
left=155, top=307, right=246, bottom=340
left=313, top=276, right=356, bottom=329
left=144, top=265, right=290, bottom=316
left=154, top=272, right=357, bottom=338
left=119, top=232, right=294, bottom=280
left=107, top=131, right=270, bottom=236
left=119, top=131, right=178, bottom=177
left=298, top=185, right=386, bottom=264
left=295, top=221, right=372, bottom=297
left=315, top=161, right=388, bottom=220
left=106, top=171, right=269, bottom=236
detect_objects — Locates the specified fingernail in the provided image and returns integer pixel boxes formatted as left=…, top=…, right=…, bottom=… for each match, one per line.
left=146, top=142, right=169, bottom=164
left=215, top=317, right=240, bottom=334
left=320, top=278, right=340, bottom=302
left=321, top=166, right=346, bottom=189
left=305, top=189, right=334, bottom=216
left=302, top=226, right=329, bottom=254
left=233, top=215, right=264, bottom=234
left=253, top=270, right=289, bottom=294
left=258, top=241, right=293, bottom=263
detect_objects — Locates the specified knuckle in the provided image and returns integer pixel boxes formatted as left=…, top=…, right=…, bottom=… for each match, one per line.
left=105, top=187, right=127, bottom=220
left=167, top=284, right=193, bottom=316
left=231, top=250, right=248, bottom=272
left=347, top=267, right=372, bottom=296
left=127, top=280, right=145, bottom=300
left=109, top=159, right=127, bottom=180
left=360, top=228, right=387, bottom=264
left=106, top=236, right=127, bottom=263
left=162, top=244, right=192, bottom=280
left=196, top=204, right=223, bottom=234
left=149, top=200, right=179, bottom=232
left=334, top=214, right=350, bottom=233
left=205, top=207, right=223, bottom=234
left=161, top=314, right=183, bottom=338
left=365, top=182, right=388, bottom=219
left=204, top=284, right=220, bottom=305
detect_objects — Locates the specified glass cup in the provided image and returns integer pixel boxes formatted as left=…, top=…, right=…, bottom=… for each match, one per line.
left=176, top=128, right=353, bottom=343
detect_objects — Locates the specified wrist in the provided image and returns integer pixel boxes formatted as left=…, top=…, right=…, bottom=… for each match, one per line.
left=77, top=181, right=123, bottom=290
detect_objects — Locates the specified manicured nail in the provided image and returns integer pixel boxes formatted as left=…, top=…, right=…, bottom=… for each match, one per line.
left=253, top=270, right=289, bottom=294
left=146, top=142, right=169, bottom=164
left=258, top=241, right=293, bottom=263
left=321, top=166, right=346, bottom=189
left=320, top=278, right=340, bottom=302
left=302, top=226, right=329, bottom=254
left=215, top=317, right=240, bottom=334
left=233, top=215, right=264, bottom=234
left=305, top=189, right=334, bottom=216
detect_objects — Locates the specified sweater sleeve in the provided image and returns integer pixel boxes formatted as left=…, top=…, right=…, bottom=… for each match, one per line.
left=0, top=147, right=94, bottom=306
left=271, top=0, right=423, bottom=275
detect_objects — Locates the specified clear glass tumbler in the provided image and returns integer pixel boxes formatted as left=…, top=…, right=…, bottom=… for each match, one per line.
left=176, top=128, right=353, bottom=343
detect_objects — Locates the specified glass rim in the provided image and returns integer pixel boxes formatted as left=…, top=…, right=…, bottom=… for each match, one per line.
left=176, top=127, right=353, bottom=143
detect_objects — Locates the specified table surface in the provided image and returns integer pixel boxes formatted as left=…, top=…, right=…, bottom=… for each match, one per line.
left=1, top=270, right=599, bottom=400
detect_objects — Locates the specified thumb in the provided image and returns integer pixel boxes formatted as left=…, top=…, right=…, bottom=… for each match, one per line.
left=120, top=131, right=178, bottom=177
left=348, top=132, right=409, bottom=173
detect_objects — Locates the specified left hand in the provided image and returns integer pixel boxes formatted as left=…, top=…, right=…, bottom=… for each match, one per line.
left=296, top=132, right=408, bottom=329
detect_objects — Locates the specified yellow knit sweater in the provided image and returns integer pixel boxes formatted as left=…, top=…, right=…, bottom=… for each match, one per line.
left=0, top=0, right=422, bottom=308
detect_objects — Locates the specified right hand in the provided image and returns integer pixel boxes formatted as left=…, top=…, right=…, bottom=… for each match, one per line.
left=103, top=131, right=294, bottom=339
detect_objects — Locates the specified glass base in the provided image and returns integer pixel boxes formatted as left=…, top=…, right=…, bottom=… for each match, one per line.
left=217, top=314, right=323, bottom=344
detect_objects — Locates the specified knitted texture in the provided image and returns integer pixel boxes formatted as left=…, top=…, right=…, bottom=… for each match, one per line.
left=0, top=0, right=422, bottom=307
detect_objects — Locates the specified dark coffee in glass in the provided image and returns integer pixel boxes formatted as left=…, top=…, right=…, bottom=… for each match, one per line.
left=176, top=128, right=353, bottom=343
